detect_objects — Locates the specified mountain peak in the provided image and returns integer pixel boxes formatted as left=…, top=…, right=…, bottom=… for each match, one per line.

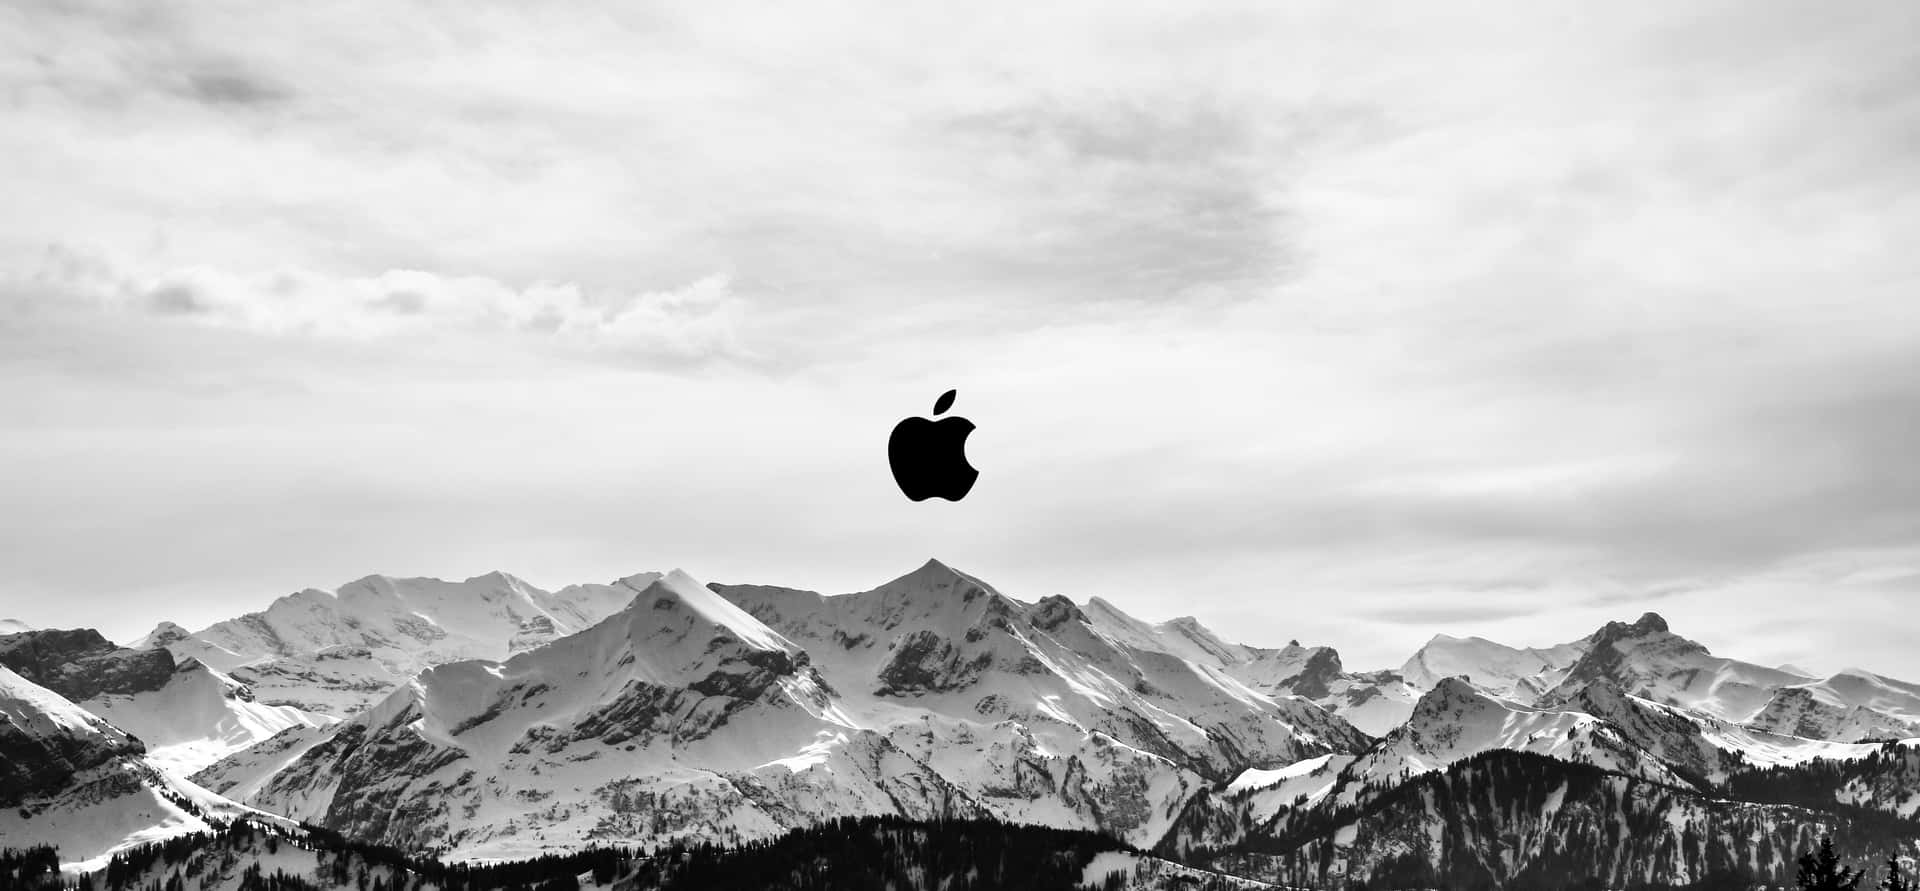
left=1406, top=676, right=1494, bottom=721
left=614, top=570, right=666, bottom=589
left=132, top=621, right=191, bottom=650
left=464, top=570, right=528, bottom=588
left=1028, top=594, right=1087, bottom=631
left=626, top=569, right=800, bottom=655
left=1590, top=611, right=1674, bottom=646
left=873, top=559, right=1007, bottom=604
left=902, top=557, right=978, bottom=587
left=1427, top=675, right=1484, bottom=700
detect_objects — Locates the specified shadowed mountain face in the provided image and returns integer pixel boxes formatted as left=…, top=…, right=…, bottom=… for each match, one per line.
left=0, top=666, right=145, bottom=807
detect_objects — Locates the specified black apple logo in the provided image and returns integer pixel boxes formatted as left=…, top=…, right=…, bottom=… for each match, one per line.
left=888, top=389, right=978, bottom=502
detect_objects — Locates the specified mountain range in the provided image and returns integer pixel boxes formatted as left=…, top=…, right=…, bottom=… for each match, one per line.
left=2, top=559, right=1916, bottom=888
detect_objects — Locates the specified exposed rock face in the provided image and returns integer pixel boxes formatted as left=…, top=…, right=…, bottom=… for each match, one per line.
left=0, top=666, right=144, bottom=808
left=1278, top=647, right=1344, bottom=699
left=875, top=629, right=991, bottom=695
left=0, top=628, right=177, bottom=701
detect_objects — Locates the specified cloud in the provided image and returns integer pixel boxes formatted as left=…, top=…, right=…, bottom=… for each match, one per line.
left=1, top=0, right=1918, bottom=679
left=180, top=67, right=292, bottom=108
left=8, top=250, right=753, bottom=362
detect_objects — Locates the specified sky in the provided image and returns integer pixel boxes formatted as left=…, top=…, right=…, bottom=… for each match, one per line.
left=2, top=1, right=1918, bottom=677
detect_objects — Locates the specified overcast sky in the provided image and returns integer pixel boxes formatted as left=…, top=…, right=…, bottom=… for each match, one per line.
left=3, top=1, right=1917, bottom=677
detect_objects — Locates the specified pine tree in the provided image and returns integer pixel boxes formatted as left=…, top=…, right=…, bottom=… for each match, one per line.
left=1797, top=837, right=1864, bottom=890
left=1884, top=858, right=1913, bottom=891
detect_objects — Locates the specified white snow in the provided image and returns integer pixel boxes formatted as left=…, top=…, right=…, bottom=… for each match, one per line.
left=652, top=569, right=800, bottom=655
left=1400, top=633, right=1584, bottom=701
left=1228, top=753, right=1339, bottom=794
left=1080, top=851, right=1141, bottom=888
left=0, top=666, right=132, bottom=745
left=81, top=661, right=337, bottom=776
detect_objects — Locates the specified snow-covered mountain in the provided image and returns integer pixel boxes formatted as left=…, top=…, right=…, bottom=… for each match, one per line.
left=0, top=665, right=142, bottom=806
left=0, top=665, right=271, bottom=872
left=79, top=658, right=337, bottom=776
left=1386, top=610, right=1920, bottom=743
left=1400, top=630, right=1586, bottom=700
left=9, top=560, right=1920, bottom=888
left=714, top=560, right=1367, bottom=779
left=1158, top=611, right=1920, bottom=888
left=1080, top=591, right=1419, bottom=737
left=155, top=572, right=659, bottom=717
left=0, top=628, right=335, bottom=778
left=190, top=562, right=1366, bottom=861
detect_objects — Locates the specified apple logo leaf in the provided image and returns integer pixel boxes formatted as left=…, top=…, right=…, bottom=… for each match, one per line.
left=933, top=389, right=957, bottom=416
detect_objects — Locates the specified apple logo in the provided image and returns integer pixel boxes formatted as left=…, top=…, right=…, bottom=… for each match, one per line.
left=888, top=389, right=978, bottom=502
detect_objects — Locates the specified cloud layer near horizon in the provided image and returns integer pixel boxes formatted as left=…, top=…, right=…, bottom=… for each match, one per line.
left=3, top=0, right=1918, bottom=675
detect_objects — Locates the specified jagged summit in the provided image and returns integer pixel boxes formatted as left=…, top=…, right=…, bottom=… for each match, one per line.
left=1590, top=611, right=1674, bottom=645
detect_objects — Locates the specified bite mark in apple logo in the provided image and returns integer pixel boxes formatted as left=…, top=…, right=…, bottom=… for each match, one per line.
left=888, top=389, right=978, bottom=502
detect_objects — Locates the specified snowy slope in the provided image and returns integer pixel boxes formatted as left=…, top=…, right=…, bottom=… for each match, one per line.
left=164, top=571, right=656, bottom=717
left=1080, top=597, right=1254, bottom=667
left=181, top=571, right=606, bottom=670
left=1080, top=591, right=1416, bottom=736
left=1392, top=612, right=1920, bottom=750
left=1540, top=613, right=1811, bottom=721
left=1325, top=678, right=1702, bottom=803
left=1400, top=632, right=1586, bottom=701
left=0, top=666, right=139, bottom=774
left=1223, top=752, right=1355, bottom=828
left=0, top=627, right=334, bottom=779
left=0, top=666, right=272, bottom=870
left=80, top=659, right=337, bottom=776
